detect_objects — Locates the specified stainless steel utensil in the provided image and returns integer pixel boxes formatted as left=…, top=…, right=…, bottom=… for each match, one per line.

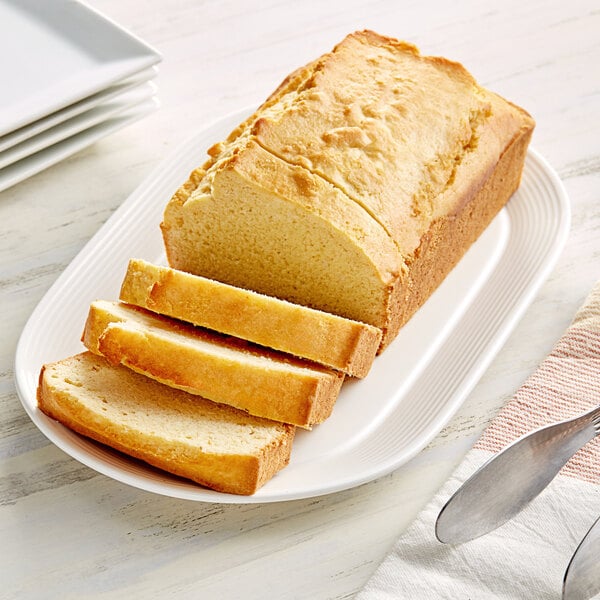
left=435, top=404, right=600, bottom=544
left=563, top=514, right=600, bottom=600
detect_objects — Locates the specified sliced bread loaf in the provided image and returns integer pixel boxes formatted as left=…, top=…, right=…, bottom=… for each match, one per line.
left=120, top=258, right=382, bottom=377
left=161, top=30, right=534, bottom=348
left=82, top=300, right=344, bottom=427
left=37, top=352, right=295, bottom=495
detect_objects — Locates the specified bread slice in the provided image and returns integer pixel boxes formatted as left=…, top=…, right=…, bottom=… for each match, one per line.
left=161, top=30, right=534, bottom=348
left=82, top=300, right=344, bottom=427
left=37, top=352, right=295, bottom=495
left=120, top=258, right=382, bottom=377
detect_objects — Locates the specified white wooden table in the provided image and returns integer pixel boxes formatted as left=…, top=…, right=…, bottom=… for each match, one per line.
left=2, top=1, right=598, bottom=598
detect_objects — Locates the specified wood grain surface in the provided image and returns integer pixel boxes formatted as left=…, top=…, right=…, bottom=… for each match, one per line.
left=1, top=1, right=598, bottom=598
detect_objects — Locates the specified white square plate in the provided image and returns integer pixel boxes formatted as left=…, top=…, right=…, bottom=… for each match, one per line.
left=0, top=66, right=158, bottom=153
left=14, top=109, right=570, bottom=503
left=0, top=81, right=157, bottom=170
left=0, top=0, right=161, bottom=136
left=0, top=97, right=159, bottom=193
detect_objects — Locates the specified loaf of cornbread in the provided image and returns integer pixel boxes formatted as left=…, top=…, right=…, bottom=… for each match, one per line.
left=37, top=352, right=295, bottom=495
left=161, top=30, right=534, bottom=348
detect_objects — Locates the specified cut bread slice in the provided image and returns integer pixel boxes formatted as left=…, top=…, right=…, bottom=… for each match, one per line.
left=37, top=352, right=295, bottom=495
left=82, top=300, right=344, bottom=427
left=120, top=258, right=382, bottom=377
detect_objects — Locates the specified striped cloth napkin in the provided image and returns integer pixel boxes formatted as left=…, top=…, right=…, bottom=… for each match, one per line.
left=357, top=281, right=600, bottom=599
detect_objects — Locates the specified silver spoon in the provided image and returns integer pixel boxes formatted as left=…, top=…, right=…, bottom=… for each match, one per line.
left=563, top=514, right=600, bottom=600
left=435, top=403, right=600, bottom=545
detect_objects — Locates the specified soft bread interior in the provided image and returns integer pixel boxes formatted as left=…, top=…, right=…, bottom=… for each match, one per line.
left=165, top=141, right=403, bottom=329
left=37, top=352, right=295, bottom=495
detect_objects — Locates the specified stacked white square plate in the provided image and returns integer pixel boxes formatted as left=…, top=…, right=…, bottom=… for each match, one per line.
left=0, top=0, right=162, bottom=192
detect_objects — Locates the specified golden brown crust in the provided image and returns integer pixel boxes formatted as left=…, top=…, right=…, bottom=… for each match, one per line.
left=247, top=32, right=505, bottom=256
left=119, top=259, right=381, bottom=377
left=380, top=122, right=534, bottom=348
left=198, top=59, right=325, bottom=185
left=37, top=353, right=295, bottom=495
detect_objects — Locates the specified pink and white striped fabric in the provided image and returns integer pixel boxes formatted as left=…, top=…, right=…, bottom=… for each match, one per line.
left=358, top=282, right=600, bottom=599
